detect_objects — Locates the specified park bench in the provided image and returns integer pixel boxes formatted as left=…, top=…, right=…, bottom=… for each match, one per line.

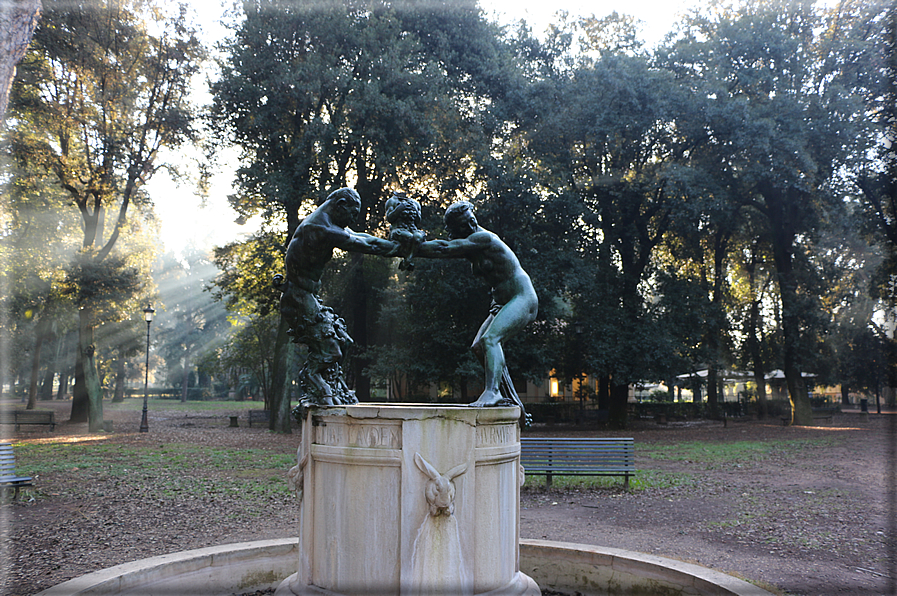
left=520, top=437, right=635, bottom=489
left=781, top=406, right=839, bottom=425
left=248, top=410, right=270, bottom=427
left=0, top=410, right=56, bottom=432
left=0, top=443, right=33, bottom=501
left=811, top=406, right=838, bottom=424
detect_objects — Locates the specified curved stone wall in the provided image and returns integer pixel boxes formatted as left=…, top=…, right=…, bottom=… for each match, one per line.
left=36, top=539, right=773, bottom=596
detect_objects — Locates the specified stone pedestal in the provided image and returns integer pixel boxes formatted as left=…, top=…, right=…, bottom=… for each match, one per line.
left=276, top=404, right=540, bottom=596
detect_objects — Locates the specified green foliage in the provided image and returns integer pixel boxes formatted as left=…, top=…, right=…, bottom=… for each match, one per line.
left=210, top=231, right=285, bottom=317
left=6, top=0, right=205, bottom=425
left=197, top=0, right=892, bottom=418
left=201, top=312, right=281, bottom=406
left=210, top=0, right=513, bottom=230
left=11, top=0, right=205, bottom=257
left=364, top=258, right=487, bottom=399
left=209, top=0, right=526, bottom=400
left=500, top=31, right=713, bottom=421
left=655, top=0, right=890, bottom=423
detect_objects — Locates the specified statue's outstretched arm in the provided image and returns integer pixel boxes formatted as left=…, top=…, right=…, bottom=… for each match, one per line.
left=417, top=234, right=487, bottom=258
left=334, top=228, right=400, bottom=256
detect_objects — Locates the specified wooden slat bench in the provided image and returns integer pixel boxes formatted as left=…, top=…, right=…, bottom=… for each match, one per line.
left=0, top=442, right=33, bottom=500
left=782, top=407, right=839, bottom=425
left=248, top=410, right=270, bottom=427
left=812, top=406, right=838, bottom=424
left=521, top=437, right=635, bottom=489
left=0, top=410, right=56, bottom=431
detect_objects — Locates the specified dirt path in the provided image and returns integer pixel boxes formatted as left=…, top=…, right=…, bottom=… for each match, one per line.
left=522, top=416, right=896, bottom=595
left=2, top=401, right=895, bottom=595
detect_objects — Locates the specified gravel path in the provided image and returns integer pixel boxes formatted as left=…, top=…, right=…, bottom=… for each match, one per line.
left=2, top=401, right=895, bottom=595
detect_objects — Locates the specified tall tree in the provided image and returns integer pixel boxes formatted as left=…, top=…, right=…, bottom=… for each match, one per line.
left=730, top=226, right=778, bottom=418
left=210, top=0, right=516, bottom=407
left=2, top=105, right=80, bottom=405
left=0, top=0, right=40, bottom=119
left=852, top=2, right=896, bottom=401
left=9, top=0, right=203, bottom=430
left=658, top=0, right=889, bottom=425
left=511, top=23, right=707, bottom=427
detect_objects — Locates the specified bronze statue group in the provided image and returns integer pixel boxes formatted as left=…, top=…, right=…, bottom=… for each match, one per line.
left=278, top=188, right=537, bottom=423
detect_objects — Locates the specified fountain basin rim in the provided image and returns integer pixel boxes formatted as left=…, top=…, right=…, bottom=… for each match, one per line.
left=34, top=538, right=773, bottom=596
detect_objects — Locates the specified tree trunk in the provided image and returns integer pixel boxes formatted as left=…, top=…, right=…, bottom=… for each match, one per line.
left=71, top=355, right=88, bottom=421
left=54, top=330, right=72, bottom=399
left=112, top=355, right=126, bottom=403
left=56, top=371, right=68, bottom=400
left=841, top=384, right=850, bottom=407
left=0, top=0, right=41, bottom=119
left=767, top=187, right=813, bottom=426
left=746, top=293, right=768, bottom=418
left=608, top=380, right=629, bottom=429
left=78, top=308, right=104, bottom=431
left=349, top=253, right=371, bottom=401
left=26, top=328, right=44, bottom=410
left=779, top=280, right=811, bottom=425
left=37, top=326, right=59, bottom=400
left=39, top=367, right=53, bottom=400
left=754, top=369, right=768, bottom=419
left=705, top=230, right=728, bottom=421
left=270, top=316, right=293, bottom=433
left=706, top=367, right=719, bottom=420
left=180, top=350, right=190, bottom=403
left=598, top=376, right=610, bottom=411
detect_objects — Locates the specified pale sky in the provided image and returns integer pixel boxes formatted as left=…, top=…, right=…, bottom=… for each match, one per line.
left=149, top=0, right=698, bottom=256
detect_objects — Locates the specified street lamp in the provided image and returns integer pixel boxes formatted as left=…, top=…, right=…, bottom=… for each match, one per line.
left=574, top=321, right=584, bottom=410
left=140, top=304, right=155, bottom=433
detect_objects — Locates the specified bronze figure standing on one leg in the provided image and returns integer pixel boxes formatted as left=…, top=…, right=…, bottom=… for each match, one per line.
left=417, top=201, right=538, bottom=421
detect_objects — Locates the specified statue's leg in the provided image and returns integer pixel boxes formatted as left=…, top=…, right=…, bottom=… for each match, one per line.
left=469, top=344, right=506, bottom=407
left=470, top=295, right=536, bottom=408
left=469, top=312, right=503, bottom=407
left=470, top=312, right=494, bottom=363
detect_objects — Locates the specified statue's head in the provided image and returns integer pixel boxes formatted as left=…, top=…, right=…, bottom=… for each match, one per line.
left=444, top=201, right=477, bottom=239
left=326, top=188, right=361, bottom=227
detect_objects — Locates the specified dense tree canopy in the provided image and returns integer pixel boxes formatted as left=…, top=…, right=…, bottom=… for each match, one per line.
left=6, top=0, right=204, bottom=429
left=201, top=0, right=893, bottom=428
left=657, top=0, right=889, bottom=424
left=5, top=0, right=893, bottom=430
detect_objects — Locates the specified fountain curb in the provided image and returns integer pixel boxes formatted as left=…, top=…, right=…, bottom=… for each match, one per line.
left=36, top=538, right=773, bottom=596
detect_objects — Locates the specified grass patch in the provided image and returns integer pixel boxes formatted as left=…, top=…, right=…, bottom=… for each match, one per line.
left=103, top=399, right=269, bottom=412
left=640, top=438, right=837, bottom=467
left=14, top=440, right=297, bottom=503
left=14, top=442, right=294, bottom=477
left=523, top=469, right=696, bottom=491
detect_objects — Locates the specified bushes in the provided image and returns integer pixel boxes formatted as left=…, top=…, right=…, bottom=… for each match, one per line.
left=630, top=400, right=747, bottom=420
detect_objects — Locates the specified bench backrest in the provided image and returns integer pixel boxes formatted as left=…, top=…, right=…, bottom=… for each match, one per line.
left=14, top=410, right=55, bottom=423
left=0, top=443, right=19, bottom=477
left=520, top=438, right=635, bottom=470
